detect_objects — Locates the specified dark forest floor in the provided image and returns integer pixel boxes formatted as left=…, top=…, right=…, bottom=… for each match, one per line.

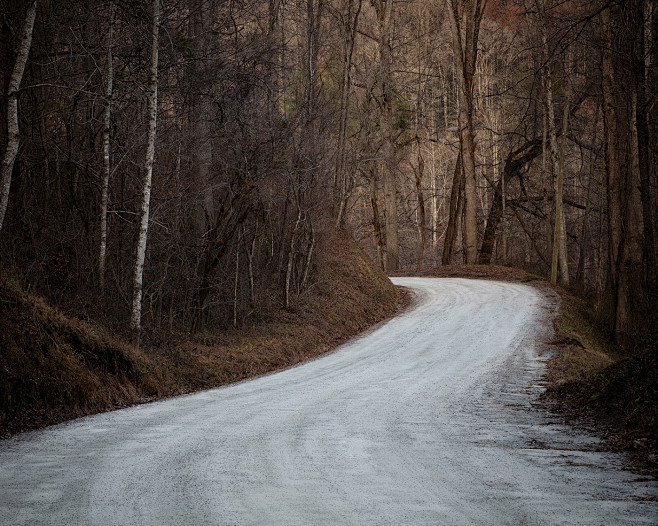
left=0, top=230, right=400, bottom=437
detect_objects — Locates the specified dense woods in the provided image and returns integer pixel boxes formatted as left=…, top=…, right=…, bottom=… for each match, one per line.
left=1, top=0, right=656, bottom=349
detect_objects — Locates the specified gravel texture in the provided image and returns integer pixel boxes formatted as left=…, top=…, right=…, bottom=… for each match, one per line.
left=1, top=277, right=656, bottom=525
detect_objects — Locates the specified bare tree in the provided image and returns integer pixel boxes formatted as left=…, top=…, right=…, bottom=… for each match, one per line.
left=538, top=0, right=569, bottom=286
left=414, top=143, right=426, bottom=269
left=99, top=1, right=114, bottom=296
left=632, top=0, right=656, bottom=289
left=601, top=5, right=622, bottom=317
left=0, top=0, right=37, bottom=236
left=443, top=0, right=485, bottom=264
left=443, top=152, right=463, bottom=264
left=335, top=0, right=362, bottom=227
left=130, top=0, right=160, bottom=333
left=371, top=0, right=398, bottom=271
left=550, top=95, right=569, bottom=286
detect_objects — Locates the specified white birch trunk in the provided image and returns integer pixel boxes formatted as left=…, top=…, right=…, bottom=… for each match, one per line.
left=0, top=0, right=37, bottom=235
left=99, top=1, right=114, bottom=295
left=131, top=0, right=160, bottom=332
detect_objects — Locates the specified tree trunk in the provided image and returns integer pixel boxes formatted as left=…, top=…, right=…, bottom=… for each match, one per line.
left=615, top=92, right=644, bottom=345
left=633, top=0, right=656, bottom=290
left=440, top=66, right=450, bottom=131
left=233, top=229, right=240, bottom=328
left=430, top=147, right=438, bottom=248
left=444, top=0, right=484, bottom=264
left=244, top=222, right=257, bottom=308
left=304, top=0, right=324, bottom=125
left=478, top=182, right=503, bottom=265
left=478, top=140, right=542, bottom=264
left=370, top=164, right=385, bottom=270
left=99, top=1, right=114, bottom=296
left=542, top=109, right=552, bottom=263
left=130, top=0, right=160, bottom=333
left=576, top=105, right=599, bottom=287
left=539, top=0, right=569, bottom=286
left=301, top=221, right=315, bottom=292
left=601, top=7, right=623, bottom=325
left=442, top=152, right=462, bottom=265
left=0, top=0, right=37, bottom=236
left=373, top=0, right=398, bottom=271
left=285, top=209, right=302, bottom=309
left=335, top=0, right=362, bottom=228
left=191, top=7, right=216, bottom=234
left=415, top=147, right=426, bottom=270
left=267, top=0, right=282, bottom=117
left=551, top=95, right=569, bottom=286
left=191, top=189, right=252, bottom=333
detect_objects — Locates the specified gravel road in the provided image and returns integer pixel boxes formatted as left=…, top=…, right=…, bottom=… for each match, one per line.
left=1, top=277, right=656, bottom=525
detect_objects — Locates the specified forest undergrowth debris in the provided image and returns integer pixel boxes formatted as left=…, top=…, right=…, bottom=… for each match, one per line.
left=542, top=289, right=658, bottom=477
left=0, top=230, right=398, bottom=437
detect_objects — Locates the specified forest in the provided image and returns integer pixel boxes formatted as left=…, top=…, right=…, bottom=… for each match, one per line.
left=0, top=0, right=656, bottom=353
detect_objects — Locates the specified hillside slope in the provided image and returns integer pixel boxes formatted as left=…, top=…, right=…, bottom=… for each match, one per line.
left=1, top=229, right=398, bottom=437
left=543, top=291, right=658, bottom=475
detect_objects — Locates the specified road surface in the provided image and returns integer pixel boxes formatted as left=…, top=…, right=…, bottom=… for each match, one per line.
left=1, top=278, right=656, bottom=525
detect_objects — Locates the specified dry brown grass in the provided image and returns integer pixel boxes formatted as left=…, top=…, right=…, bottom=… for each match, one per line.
left=392, top=264, right=526, bottom=281
left=0, top=274, right=169, bottom=436
left=1, top=228, right=399, bottom=436
left=541, top=287, right=657, bottom=475
left=546, top=292, right=618, bottom=386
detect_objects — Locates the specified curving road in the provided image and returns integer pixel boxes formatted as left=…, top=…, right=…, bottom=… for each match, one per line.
left=1, top=278, right=656, bottom=525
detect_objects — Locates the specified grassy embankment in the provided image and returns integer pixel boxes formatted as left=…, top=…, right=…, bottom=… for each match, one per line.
left=0, top=229, right=399, bottom=437
left=542, top=287, right=657, bottom=474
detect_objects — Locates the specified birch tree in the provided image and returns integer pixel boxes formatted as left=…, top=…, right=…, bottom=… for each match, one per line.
left=99, top=1, right=114, bottom=295
left=0, top=0, right=37, bottom=236
left=130, top=0, right=160, bottom=332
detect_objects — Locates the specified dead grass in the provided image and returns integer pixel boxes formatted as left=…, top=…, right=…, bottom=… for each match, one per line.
left=540, top=286, right=658, bottom=476
left=545, top=293, right=619, bottom=386
left=392, top=264, right=526, bottom=282
left=0, top=274, right=169, bottom=436
left=1, top=228, right=399, bottom=437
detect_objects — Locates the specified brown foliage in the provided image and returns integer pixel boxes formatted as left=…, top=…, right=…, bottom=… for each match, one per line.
left=0, top=228, right=399, bottom=437
left=0, top=271, right=166, bottom=436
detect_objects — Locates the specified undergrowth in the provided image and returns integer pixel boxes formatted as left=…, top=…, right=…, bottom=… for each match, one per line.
left=0, top=228, right=398, bottom=437
left=543, top=288, right=658, bottom=473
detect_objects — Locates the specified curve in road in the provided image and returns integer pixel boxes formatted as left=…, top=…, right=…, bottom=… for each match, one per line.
left=0, top=278, right=656, bottom=525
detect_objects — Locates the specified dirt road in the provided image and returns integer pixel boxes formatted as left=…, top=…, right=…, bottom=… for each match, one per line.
left=1, top=278, right=656, bottom=525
